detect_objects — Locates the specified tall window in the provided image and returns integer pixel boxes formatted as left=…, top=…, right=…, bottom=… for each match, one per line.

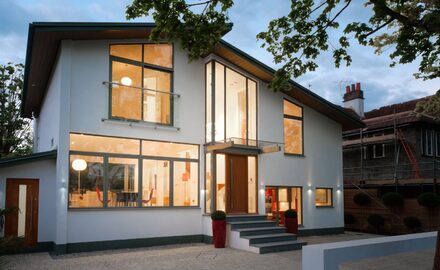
left=283, top=99, right=303, bottom=155
left=373, top=144, right=385, bottom=158
left=68, top=133, right=199, bottom=208
left=110, top=44, right=173, bottom=125
left=205, top=61, right=257, bottom=145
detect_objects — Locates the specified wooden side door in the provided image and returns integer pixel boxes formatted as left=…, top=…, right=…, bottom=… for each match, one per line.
left=226, top=155, right=248, bottom=214
left=4, top=179, right=39, bottom=246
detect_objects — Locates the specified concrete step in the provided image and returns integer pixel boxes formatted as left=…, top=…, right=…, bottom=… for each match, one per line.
left=251, top=240, right=307, bottom=254
left=234, top=226, right=286, bottom=237
left=228, top=220, right=277, bottom=230
left=243, top=233, right=297, bottom=244
left=226, top=215, right=267, bottom=222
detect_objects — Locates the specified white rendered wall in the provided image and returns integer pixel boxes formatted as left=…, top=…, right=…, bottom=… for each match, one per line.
left=36, top=54, right=62, bottom=152
left=0, top=160, right=57, bottom=242
left=258, top=78, right=344, bottom=230
left=64, top=40, right=206, bottom=243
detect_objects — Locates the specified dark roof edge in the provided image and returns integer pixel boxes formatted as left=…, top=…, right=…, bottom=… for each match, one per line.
left=217, top=39, right=365, bottom=128
left=0, top=150, right=57, bottom=168
left=21, top=23, right=35, bottom=116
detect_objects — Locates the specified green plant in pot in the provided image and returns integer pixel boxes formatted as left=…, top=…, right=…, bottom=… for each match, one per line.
left=417, top=192, right=440, bottom=230
left=284, top=209, right=298, bottom=234
left=211, top=210, right=226, bottom=248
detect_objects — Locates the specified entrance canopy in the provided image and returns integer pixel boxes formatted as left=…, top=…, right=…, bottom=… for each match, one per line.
left=205, top=137, right=282, bottom=155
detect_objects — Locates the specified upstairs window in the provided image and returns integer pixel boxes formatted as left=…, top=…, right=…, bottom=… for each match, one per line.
left=373, top=144, right=385, bottom=158
left=422, top=129, right=435, bottom=156
left=109, top=44, right=173, bottom=125
left=283, top=99, right=303, bottom=155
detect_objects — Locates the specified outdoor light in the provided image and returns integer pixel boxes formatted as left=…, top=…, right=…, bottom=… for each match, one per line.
left=72, top=159, right=87, bottom=192
left=121, top=76, right=133, bottom=86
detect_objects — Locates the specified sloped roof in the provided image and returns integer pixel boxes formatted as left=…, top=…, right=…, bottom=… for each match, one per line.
left=22, top=22, right=364, bottom=130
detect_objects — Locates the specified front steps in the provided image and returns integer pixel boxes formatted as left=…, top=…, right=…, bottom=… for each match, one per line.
left=226, top=215, right=307, bottom=254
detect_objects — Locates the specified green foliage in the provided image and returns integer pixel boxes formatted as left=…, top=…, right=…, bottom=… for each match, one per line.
left=382, top=192, right=404, bottom=208
left=210, top=210, right=226, bottom=220
left=415, top=90, right=440, bottom=121
left=367, top=214, right=385, bottom=228
left=0, top=63, right=32, bottom=158
left=126, top=1, right=440, bottom=91
left=353, top=192, right=371, bottom=206
left=403, top=216, right=422, bottom=231
left=417, top=192, right=440, bottom=209
left=284, top=209, right=297, bottom=218
left=344, top=213, right=355, bottom=225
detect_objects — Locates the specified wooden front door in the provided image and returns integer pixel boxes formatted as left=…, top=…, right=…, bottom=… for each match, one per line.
left=5, top=179, right=39, bottom=246
left=226, top=155, right=248, bottom=213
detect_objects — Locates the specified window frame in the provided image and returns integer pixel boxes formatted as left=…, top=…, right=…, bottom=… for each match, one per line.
left=68, top=132, right=200, bottom=210
left=265, top=185, right=303, bottom=226
left=373, top=144, right=385, bottom=159
left=315, top=187, right=333, bottom=208
left=108, top=43, right=175, bottom=126
left=283, top=98, right=304, bottom=156
left=422, top=129, right=435, bottom=157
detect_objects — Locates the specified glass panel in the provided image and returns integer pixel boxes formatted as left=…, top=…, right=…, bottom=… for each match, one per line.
left=278, top=188, right=289, bottom=211
left=215, top=62, right=225, bottom=141
left=70, top=134, right=140, bottom=155
left=142, top=140, right=198, bottom=159
left=284, top=100, right=302, bottom=117
left=142, top=160, right=170, bottom=207
left=143, top=44, right=173, bottom=68
left=216, top=154, right=226, bottom=211
left=284, top=118, right=303, bottom=154
left=17, top=185, right=26, bottom=237
left=248, top=156, right=257, bottom=213
left=248, top=80, right=257, bottom=143
left=110, top=44, right=142, bottom=62
left=69, top=155, right=105, bottom=208
left=316, top=188, right=332, bottom=207
left=265, top=187, right=277, bottom=220
left=111, top=61, right=142, bottom=120
left=226, top=68, right=247, bottom=141
left=173, top=161, right=198, bottom=206
left=205, top=153, right=212, bottom=213
left=291, top=187, right=302, bottom=225
left=143, top=68, right=171, bottom=124
left=108, top=157, right=139, bottom=207
left=206, top=62, right=212, bottom=142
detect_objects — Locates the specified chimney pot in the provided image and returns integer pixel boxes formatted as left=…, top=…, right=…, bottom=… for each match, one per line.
left=351, top=84, right=355, bottom=92
left=356, top=82, right=361, bottom=91
left=345, top=86, right=351, bottom=93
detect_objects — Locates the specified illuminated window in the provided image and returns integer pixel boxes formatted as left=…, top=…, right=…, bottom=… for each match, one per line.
left=283, top=99, right=303, bottom=155
left=265, top=186, right=302, bottom=225
left=315, top=188, right=333, bottom=207
left=68, top=133, right=199, bottom=209
left=110, top=44, right=173, bottom=124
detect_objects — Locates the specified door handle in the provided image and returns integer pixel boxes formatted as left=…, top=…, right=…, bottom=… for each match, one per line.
left=230, top=159, right=233, bottom=209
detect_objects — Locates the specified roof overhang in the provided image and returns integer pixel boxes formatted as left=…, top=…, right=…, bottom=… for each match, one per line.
left=0, top=150, right=57, bottom=168
left=23, top=22, right=364, bottom=131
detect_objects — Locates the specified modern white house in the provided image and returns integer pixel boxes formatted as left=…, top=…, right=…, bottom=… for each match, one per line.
left=0, top=22, right=363, bottom=254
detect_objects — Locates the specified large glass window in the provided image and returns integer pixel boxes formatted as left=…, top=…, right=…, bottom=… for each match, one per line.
left=216, top=154, right=226, bottom=211
left=205, top=61, right=257, bottom=145
left=110, top=44, right=173, bottom=125
left=284, top=99, right=303, bottom=155
left=205, top=153, right=212, bottom=213
left=265, top=186, right=302, bottom=225
left=68, top=133, right=199, bottom=209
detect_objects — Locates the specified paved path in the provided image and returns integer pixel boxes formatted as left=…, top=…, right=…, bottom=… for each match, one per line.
left=0, top=232, right=433, bottom=270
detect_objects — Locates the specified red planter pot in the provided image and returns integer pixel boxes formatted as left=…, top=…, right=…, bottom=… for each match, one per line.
left=285, top=217, right=298, bottom=234
left=212, top=219, right=226, bottom=248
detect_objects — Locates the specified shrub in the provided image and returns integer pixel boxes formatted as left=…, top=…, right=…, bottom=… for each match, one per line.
left=382, top=192, right=404, bottom=208
left=344, top=214, right=355, bottom=225
left=210, top=210, right=226, bottom=220
left=284, top=209, right=297, bottom=218
left=368, top=214, right=385, bottom=229
left=417, top=192, right=440, bottom=209
left=403, top=216, right=422, bottom=232
left=353, top=193, right=371, bottom=206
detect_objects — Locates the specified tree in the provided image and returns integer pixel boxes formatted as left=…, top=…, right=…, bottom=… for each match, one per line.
left=0, top=63, right=32, bottom=158
left=126, top=0, right=440, bottom=91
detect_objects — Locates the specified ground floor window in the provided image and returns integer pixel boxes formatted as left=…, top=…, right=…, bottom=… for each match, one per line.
left=265, top=186, right=302, bottom=225
left=315, top=187, right=333, bottom=207
left=69, top=133, right=199, bottom=208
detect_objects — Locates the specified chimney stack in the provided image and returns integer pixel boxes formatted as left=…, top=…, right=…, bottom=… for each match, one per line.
left=343, top=82, right=364, bottom=118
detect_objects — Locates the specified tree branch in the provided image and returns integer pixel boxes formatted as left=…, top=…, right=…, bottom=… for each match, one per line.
left=187, top=0, right=213, bottom=7
left=362, top=18, right=395, bottom=38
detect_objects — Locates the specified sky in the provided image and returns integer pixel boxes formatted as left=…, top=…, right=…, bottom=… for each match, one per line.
left=1, top=0, right=439, bottom=111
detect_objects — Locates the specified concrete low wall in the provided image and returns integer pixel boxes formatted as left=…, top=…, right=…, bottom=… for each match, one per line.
left=302, top=232, right=437, bottom=270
